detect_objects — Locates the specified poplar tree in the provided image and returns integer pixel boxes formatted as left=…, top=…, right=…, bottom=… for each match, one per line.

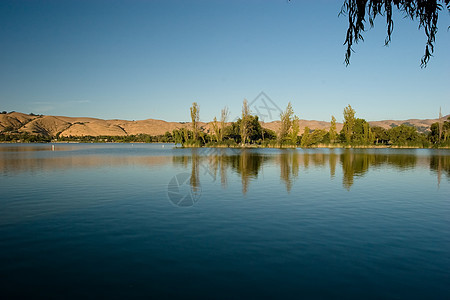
left=240, top=99, right=251, bottom=145
left=343, top=105, right=356, bottom=144
left=190, top=102, right=199, bottom=142
left=279, top=102, right=294, bottom=144
left=290, top=115, right=300, bottom=145
left=219, top=106, right=229, bottom=142
left=212, top=117, right=219, bottom=142
left=329, top=115, right=337, bottom=144
left=438, top=107, right=443, bottom=142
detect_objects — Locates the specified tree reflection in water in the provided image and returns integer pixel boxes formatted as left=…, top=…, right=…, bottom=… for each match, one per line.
left=329, top=151, right=338, bottom=178
left=171, top=148, right=449, bottom=194
left=279, top=151, right=295, bottom=192
left=430, top=154, right=450, bottom=187
left=230, top=150, right=266, bottom=194
left=190, top=149, right=201, bottom=197
left=340, top=149, right=373, bottom=190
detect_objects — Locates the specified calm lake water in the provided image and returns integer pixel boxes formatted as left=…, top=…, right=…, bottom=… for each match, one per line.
left=0, top=143, right=449, bottom=299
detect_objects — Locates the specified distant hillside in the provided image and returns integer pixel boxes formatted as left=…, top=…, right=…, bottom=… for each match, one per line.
left=0, top=112, right=197, bottom=137
left=368, top=116, right=449, bottom=133
left=0, top=111, right=447, bottom=137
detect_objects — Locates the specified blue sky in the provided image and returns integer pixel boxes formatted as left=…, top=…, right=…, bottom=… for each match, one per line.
left=1, top=0, right=449, bottom=122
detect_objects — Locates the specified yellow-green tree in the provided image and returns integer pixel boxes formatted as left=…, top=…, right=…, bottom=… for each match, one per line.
left=300, top=127, right=310, bottom=147
left=343, top=104, right=356, bottom=144
left=219, top=106, right=229, bottom=142
left=190, top=102, right=200, bottom=141
left=182, top=128, right=189, bottom=143
left=329, top=115, right=337, bottom=144
left=363, top=122, right=374, bottom=145
left=212, top=116, right=219, bottom=142
left=290, top=115, right=300, bottom=145
left=278, top=102, right=294, bottom=144
left=240, top=99, right=251, bottom=145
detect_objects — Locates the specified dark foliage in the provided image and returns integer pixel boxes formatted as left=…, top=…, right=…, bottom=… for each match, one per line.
left=339, top=0, right=449, bottom=67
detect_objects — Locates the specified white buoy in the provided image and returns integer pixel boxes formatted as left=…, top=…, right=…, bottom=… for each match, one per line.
left=162, top=145, right=165, bottom=148
left=52, top=145, right=55, bottom=151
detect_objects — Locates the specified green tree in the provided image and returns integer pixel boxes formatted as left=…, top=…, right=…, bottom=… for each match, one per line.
left=262, top=128, right=277, bottom=141
left=342, top=104, right=356, bottom=144
left=240, top=99, right=251, bottom=145
left=388, top=124, right=422, bottom=146
left=190, top=102, right=200, bottom=142
left=444, top=117, right=450, bottom=142
left=223, top=122, right=241, bottom=144
left=211, top=117, right=219, bottom=142
left=247, top=115, right=264, bottom=143
left=352, top=118, right=372, bottom=145
left=289, top=115, right=300, bottom=145
left=329, top=115, right=337, bottom=143
left=219, top=106, right=229, bottom=142
left=278, top=102, right=294, bottom=144
left=438, top=107, right=443, bottom=142
left=231, top=115, right=265, bottom=145
left=300, top=127, right=310, bottom=147
left=372, top=126, right=389, bottom=145
left=309, top=129, right=328, bottom=146
left=430, top=122, right=440, bottom=144
left=430, top=118, right=450, bottom=146
left=182, top=128, right=190, bottom=144
left=365, top=122, right=374, bottom=145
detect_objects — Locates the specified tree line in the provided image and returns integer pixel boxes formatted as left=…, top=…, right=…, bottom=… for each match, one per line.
left=0, top=133, right=175, bottom=143
left=174, top=101, right=450, bottom=148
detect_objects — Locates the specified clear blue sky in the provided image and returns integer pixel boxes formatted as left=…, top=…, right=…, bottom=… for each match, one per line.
left=1, top=0, right=449, bottom=122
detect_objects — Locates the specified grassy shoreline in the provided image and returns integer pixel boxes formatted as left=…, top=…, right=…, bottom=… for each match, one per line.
left=179, top=144, right=450, bottom=149
left=1, top=141, right=449, bottom=149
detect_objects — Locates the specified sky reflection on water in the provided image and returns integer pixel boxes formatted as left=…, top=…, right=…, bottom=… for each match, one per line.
left=0, top=144, right=449, bottom=299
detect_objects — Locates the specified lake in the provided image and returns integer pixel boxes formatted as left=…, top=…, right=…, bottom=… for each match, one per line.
left=0, top=143, right=449, bottom=299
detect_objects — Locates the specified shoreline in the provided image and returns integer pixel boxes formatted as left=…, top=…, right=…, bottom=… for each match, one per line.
left=1, top=141, right=449, bottom=149
left=180, top=145, right=450, bottom=150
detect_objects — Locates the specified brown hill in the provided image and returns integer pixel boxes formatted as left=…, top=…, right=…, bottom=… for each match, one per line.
left=368, top=116, right=449, bottom=133
left=0, top=111, right=447, bottom=137
left=0, top=112, right=36, bottom=131
left=0, top=112, right=210, bottom=137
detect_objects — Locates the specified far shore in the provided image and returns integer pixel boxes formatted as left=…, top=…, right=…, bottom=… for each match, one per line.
left=3, top=141, right=449, bottom=149
left=179, top=144, right=450, bottom=150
